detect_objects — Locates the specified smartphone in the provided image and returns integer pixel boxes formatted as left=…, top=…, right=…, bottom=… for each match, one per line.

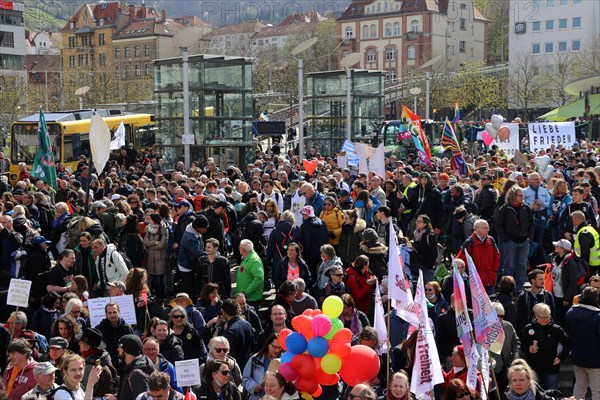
left=95, top=359, right=101, bottom=367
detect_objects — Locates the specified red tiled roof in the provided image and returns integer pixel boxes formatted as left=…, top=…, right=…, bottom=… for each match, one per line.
left=114, top=18, right=184, bottom=38
left=25, top=54, right=62, bottom=72
left=62, top=2, right=161, bottom=31
left=337, top=0, right=452, bottom=20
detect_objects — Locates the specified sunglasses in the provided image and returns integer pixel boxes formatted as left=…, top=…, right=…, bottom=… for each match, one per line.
left=220, top=370, right=231, bottom=376
left=214, top=348, right=229, bottom=353
left=425, top=288, right=434, bottom=292
left=172, top=315, right=185, bottom=319
left=332, top=273, right=344, bottom=277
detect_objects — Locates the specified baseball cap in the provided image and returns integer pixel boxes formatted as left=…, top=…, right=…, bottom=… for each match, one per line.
left=34, top=362, right=58, bottom=376
left=339, top=189, right=350, bottom=197
left=552, top=239, right=572, bottom=251
left=91, top=201, right=107, bottom=210
left=32, top=236, right=51, bottom=245
left=175, top=199, right=192, bottom=209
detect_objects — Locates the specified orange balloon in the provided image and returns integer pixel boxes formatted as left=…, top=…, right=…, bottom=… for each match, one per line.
left=310, top=309, right=323, bottom=317
left=279, top=328, right=293, bottom=351
left=292, top=315, right=314, bottom=340
left=328, top=328, right=352, bottom=358
left=315, top=368, right=340, bottom=386
left=497, top=126, right=510, bottom=142
left=312, top=384, right=323, bottom=397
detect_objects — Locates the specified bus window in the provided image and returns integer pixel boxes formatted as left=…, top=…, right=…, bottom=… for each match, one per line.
left=138, top=124, right=156, bottom=148
left=63, top=134, right=90, bottom=162
left=11, top=123, right=61, bottom=164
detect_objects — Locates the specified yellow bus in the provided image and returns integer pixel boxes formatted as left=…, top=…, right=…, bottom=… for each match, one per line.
left=9, top=109, right=156, bottom=185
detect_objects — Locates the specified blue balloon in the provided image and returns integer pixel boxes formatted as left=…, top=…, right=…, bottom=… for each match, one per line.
left=307, top=336, right=329, bottom=358
left=286, top=332, right=308, bottom=354
left=281, top=351, right=295, bottom=364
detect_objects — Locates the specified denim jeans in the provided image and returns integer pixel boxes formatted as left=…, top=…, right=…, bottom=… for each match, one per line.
left=421, top=267, right=435, bottom=285
left=538, top=372, right=560, bottom=391
left=502, top=239, right=529, bottom=292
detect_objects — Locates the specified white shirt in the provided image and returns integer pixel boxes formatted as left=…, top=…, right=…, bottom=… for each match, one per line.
left=291, top=190, right=306, bottom=227
left=54, top=387, right=85, bottom=400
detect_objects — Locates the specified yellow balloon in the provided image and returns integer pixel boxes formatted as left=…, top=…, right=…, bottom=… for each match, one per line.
left=301, top=392, right=314, bottom=400
left=322, top=296, right=343, bottom=318
left=321, top=353, right=342, bottom=374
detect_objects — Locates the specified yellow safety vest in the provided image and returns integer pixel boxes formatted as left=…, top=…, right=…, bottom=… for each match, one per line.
left=402, top=182, right=417, bottom=214
left=574, top=225, right=600, bottom=267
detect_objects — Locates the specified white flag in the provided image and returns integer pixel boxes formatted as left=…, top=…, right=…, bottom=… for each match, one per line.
left=90, top=112, right=112, bottom=175
left=356, top=143, right=386, bottom=178
left=388, top=221, right=418, bottom=326
left=466, top=344, right=481, bottom=393
left=410, top=270, right=444, bottom=399
left=480, top=344, right=490, bottom=400
left=110, top=120, right=126, bottom=150
left=374, top=281, right=389, bottom=355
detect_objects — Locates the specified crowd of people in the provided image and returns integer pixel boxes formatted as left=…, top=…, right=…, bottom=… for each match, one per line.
left=0, top=138, right=599, bottom=400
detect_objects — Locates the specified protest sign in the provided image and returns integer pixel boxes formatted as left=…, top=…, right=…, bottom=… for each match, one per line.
left=87, top=295, right=137, bottom=327
left=490, top=123, right=519, bottom=158
left=175, top=359, right=201, bottom=387
left=7, top=279, right=32, bottom=308
left=528, top=122, right=575, bottom=153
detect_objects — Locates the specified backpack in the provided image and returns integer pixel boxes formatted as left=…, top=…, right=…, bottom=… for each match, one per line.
left=66, top=215, right=83, bottom=249
left=572, top=255, right=591, bottom=286
left=46, top=385, right=76, bottom=400
left=95, top=363, right=119, bottom=396
left=110, top=247, right=132, bottom=269
left=426, top=234, right=445, bottom=265
left=276, top=225, right=301, bottom=259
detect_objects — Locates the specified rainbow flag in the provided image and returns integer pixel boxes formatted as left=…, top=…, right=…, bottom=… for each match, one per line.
left=453, top=262, right=473, bottom=358
left=465, top=249, right=505, bottom=354
left=452, top=100, right=460, bottom=124
left=401, top=106, right=432, bottom=167
left=442, top=119, right=468, bottom=176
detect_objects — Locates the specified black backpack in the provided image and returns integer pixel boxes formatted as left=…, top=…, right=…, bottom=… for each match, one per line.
left=46, top=385, right=76, bottom=400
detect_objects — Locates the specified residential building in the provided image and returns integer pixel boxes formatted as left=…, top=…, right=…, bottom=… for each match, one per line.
left=60, top=0, right=173, bottom=106
left=0, top=0, right=26, bottom=70
left=205, top=20, right=265, bottom=56
left=336, top=0, right=488, bottom=84
left=508, top=0, right=599, bottom=114
left=24, top=54, right=62, bottom=110
left=26, top=30, right=62, bottom=55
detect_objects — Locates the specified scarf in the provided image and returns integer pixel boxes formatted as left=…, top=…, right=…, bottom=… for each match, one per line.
left=413, top=227, right=425, bottom=242
left=507, top=389, right=535, bottom=400
left=146, top=224, right=159, bottom=235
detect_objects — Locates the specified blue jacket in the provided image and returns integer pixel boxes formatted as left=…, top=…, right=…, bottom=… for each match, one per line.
left=242, top=354, right=269, bottom=400
left=177, top=224, right=204, bottom=270
left=306, top=192, right=325, bottom=217
left=565, top=303, right=600, bottom=368
left=157, top=354, right=182, bottom=393
left=354, top=195, right=381, bottom=227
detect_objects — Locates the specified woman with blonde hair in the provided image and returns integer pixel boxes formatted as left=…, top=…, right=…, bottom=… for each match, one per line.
left=53, top=354, right=101, bottom=400
left=504, top=359, right=562, bottom=400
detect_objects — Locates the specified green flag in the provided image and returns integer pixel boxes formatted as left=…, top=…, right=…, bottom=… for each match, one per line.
left=31, top=109, right=58, bottom=190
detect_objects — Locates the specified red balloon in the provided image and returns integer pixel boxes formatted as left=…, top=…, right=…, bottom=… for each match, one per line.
left=292, top=315, right=315, bottom=340
left=339, top=345, right=380, bottom=387
left=310, top=309, right=323, bottom=317
left=312, top=384, right=323, bottom=397
left=315, top=368, right=340, bottom=386
left=328, top=328, right=352, bottom=358
left=279, top=329, right=293, bottom=351
left=291, top=354, right=316, bottom=378
left=303, top=309, right=313, bottom=316
left=296, top=377, right=318, bottom=394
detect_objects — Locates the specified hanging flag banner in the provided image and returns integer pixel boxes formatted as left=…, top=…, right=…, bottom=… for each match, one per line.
left=528, top=121, right=575, bottom=153
left=373, top=281, right=389, bottom=355
left=387, top=222, right=418, bottom=326
left=401, top=106, right=432, bottom=167
left=411, top=270, right=444, bottom=399
left=466, top=250, right=505, bottom=354
left=31, top=109, right=58, bottom=190
left=110, top=120, right=126, bottom=150
left=90, top=112, right=112, bottom=175
left=453, top=263, right=473, bottom=358
left=490, top=123, right=520, bottom=158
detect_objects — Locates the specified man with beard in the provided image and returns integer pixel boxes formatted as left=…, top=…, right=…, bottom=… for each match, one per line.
left=106, top=335, right=154, bottom=400
left=95, top=303, right=134, bottom=365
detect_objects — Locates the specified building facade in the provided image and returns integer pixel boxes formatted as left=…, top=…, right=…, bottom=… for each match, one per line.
left=508, top=0, right=599, bottom=114
left=336, top=0, right=487, bottom=83
left=0, top=0, right=25, bottom=70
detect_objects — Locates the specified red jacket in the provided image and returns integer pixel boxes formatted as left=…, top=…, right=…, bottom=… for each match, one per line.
left=457, top=233, right=500, bottom=287
left=3, top=358, right=37, bottom=400
left=345, top=266, right=375, bottom=314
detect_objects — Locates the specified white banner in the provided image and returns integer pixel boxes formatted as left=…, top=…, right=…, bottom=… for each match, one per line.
left=7, top=279, right=32, bottom=308
left=528, top=122, right=575, bottom=153
left=356, top=143, right=386, bottom=178
left=88, top=295, right=137, bottom=328
left=490, top=123, right=519, bottom=158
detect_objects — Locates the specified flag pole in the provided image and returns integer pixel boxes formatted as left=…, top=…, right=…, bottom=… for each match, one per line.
left=386, top=298, right=391, bottom=388
left=489, top=353, right=502, bottom=400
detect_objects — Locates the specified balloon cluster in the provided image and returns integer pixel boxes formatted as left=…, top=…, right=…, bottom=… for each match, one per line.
left=277, top=296, right=380, bottom=399
left=485, top=114, right=510, bottom=143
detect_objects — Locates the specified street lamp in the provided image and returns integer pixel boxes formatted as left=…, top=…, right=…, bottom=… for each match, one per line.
left=173, top=27, right=203, bottom=169
left=291, top=37, right=318, bottom=162
left=340, top=53, right=361, bottom=142
left=409, top=87, right=421, bottom=115
left=74, top=85, right=90, bottom=109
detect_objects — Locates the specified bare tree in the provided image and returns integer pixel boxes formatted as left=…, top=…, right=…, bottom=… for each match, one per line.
left=541, top=52, right=575, bottom=108
left=508, top=51, right=543, bottom=120
left=572, top=35, right=600, bottom=78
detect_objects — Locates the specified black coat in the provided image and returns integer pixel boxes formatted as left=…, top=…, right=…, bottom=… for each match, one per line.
left=194, top=380, right=241, bottom=400
left=174, top=322, right=207, bottom=363
left=160, top=331, right=184, bottom=365
left=273, top=256, right=312, bottom=289
left=222, top=315, right=254, bottom=370
left=358, top=241, right=388, bottom=281
left=117, top=355, right=155, bottom=400
left=197, top=254, right=232, bottom=298
left=476, top=184, right=498, bottom=222
left=300, top=217, right=329, bottom=270
left=412, top=231, right=438, bottom=270
left=494, top=202, right=534, bottom=243
left=265, top=221, right=302, bottom=268
left=202, top=209, right=226, bottom=254
left=405, top=183, right=443, bottom=231
left=95, top=317, right=134, bottom=366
